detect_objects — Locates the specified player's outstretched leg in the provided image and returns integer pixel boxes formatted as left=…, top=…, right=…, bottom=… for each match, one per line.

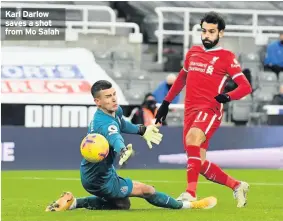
left=200, top=160, right=249, bottom=208
left=176, top=127, right=205, bottom=202
left=45, top=192, right=130, bottom=211
left=130, top=181, right=217, bottom=209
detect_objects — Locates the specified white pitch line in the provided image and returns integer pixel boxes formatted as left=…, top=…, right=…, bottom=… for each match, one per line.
left=7, top=177, right=283, bottom=186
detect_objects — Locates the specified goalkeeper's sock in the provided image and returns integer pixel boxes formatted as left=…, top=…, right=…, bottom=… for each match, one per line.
left=75, top=196, right=113, bottom=210
left=201, top=160, right=240, bottom=190
left=145, top=191, right=183, bottom=209
left=185, top=145, right=202, bottom=198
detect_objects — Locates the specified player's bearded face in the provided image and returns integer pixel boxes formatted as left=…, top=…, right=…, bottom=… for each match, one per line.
left=95, top=88, right=118, bottom=113
left=201, top=22, right=223, bottom=49
left=202, top=35, right=220, bottom=49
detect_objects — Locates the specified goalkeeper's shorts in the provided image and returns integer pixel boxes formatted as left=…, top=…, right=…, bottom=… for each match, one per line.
left=82, top=175, right=133, bottom=199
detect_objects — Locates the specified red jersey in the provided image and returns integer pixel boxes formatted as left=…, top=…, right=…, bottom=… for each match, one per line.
left=165, top=45, right=252, bottom=118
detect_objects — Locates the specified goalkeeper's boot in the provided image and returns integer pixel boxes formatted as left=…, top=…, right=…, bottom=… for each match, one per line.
left=176, top=192, right=197, bottom=202
left=45, top=192, right=75, bottom=212
left=233, top=181, right=249, bottom=208
left=190, top=196, right=217, bottom=209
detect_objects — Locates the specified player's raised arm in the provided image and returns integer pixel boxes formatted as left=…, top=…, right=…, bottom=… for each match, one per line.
left=165, top=66, right=189, bottom=103
left=155, top=53, right=190, bottom=124
left=116, top=106, right=163, bottom=149
left=99, top=122, right=133, bottom=166
left=214, top=53, right=252, bottom=103
left=120, top=118, right=163, bottom=149
left=100, top=122, right=125, bottom=153
left=116, top=106, right=140, bottom=134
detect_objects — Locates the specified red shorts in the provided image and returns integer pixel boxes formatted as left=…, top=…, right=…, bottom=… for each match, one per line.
left=183, top=108, right=222, bottom=150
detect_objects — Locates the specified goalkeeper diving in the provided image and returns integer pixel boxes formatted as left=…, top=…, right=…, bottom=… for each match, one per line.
left=46, top=80, right=217, bottom=211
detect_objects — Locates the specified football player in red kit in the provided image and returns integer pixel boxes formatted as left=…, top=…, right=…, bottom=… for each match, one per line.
left=155, top=12, right=252, bottom=208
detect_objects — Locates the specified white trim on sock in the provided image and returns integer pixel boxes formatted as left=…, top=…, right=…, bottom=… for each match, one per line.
left=181, top=201, right=191, bottom=209
left=165, top=197, right=170, bottom=204
left=203, top=161, right=211, bottom=175
left=69, top=198, right=77, bottom=210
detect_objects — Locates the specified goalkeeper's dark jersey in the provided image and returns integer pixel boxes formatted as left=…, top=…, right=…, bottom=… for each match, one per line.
left=80, top=106, right=139, bottom=190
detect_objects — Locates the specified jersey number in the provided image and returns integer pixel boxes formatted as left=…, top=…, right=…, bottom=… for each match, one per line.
left=194, top=111, right=208, bottom=122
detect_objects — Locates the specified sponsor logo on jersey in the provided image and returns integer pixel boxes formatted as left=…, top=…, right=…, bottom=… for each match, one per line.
left=108, top=125, right=118, bottom=135
left=210, top=56, right=219, bottom=65
left=120, top=186, right=129, bottom=194
left=189, top=58, right=219, bottom=75
left=206, top=65, right=214, bottom=75
left=231, top=58, right=241, bottom=68
left=189, top=61, right=207, bottom=73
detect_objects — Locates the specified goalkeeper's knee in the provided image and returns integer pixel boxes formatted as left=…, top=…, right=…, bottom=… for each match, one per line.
left=114, top=198, right=131, bottom=210
left=141, top=185, right=156, bottom=198
left=132, top=181, right=155, bottom=197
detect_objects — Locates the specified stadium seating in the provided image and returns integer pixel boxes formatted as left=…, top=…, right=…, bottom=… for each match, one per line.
left=116, top=1, right=283, bottom=43
left=258, top=72, right=279, bottom=96
left=259, top=71, right=278, bottom=82
left=94, top=51, right=113, bottom=70
left=239, top=52, right=262, bottom=86
left=253, top=88, right=274, bottom=103
left=2, top=1, right=282, bottom=126
left=112, top=51, right=135, bottom=72
left=279, top=73, right=283, bottom=83
left=231, top=95, right=253, bottom=123
left=166, top=114, right=183, bottom=127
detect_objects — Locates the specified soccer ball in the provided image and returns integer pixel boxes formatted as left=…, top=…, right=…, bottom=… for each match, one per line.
left=80, top=133, right=109, bottom=163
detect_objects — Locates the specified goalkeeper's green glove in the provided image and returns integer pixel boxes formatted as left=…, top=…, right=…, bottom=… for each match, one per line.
left=139, top=125, right=163, bottom=149
left=119, top=144, right=134, bottom=166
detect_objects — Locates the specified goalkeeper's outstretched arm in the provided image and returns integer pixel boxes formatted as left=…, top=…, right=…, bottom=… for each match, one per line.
left=120, top=116, right=140, bottom=134
left=120, top=117, right=163, bottom=149
left=100, top=122, right=133, bottom=166
left=117, top=106, right=163, bottom=148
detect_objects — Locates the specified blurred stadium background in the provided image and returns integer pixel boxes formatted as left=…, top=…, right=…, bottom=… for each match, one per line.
left=1, top=1, right=283, bottom=221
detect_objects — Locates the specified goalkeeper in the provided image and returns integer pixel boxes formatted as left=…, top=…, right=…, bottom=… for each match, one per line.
left=46, top=80, right=216, bottom=212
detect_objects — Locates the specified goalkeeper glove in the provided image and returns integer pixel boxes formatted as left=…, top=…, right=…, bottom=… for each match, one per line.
left=155, top=100, right=170, bottom=124
left=119, top=144, right=134, bottom=166
left=138, top=125, right=163, bottom=149
left=214, top=94, right=231, bottom=104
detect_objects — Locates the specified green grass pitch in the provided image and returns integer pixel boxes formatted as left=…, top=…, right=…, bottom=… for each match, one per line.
left=2, top=169, right=283, bottom=221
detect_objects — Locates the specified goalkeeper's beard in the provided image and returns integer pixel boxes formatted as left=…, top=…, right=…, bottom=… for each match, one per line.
left=202, top=35, right=220, bottom=50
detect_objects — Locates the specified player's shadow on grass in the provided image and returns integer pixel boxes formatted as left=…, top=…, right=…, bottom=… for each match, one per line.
left=117, top=208, right=182, bottom=211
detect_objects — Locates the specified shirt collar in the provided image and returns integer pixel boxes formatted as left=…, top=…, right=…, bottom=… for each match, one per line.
left=203, top=46, right=223, bottom=52
left=97, top=108, right=116, bottom=119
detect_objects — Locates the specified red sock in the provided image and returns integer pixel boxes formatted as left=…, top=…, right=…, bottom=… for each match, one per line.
left=185, top=145, right=202, bottom=197
left=201, top=160, right=240, bottom=190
